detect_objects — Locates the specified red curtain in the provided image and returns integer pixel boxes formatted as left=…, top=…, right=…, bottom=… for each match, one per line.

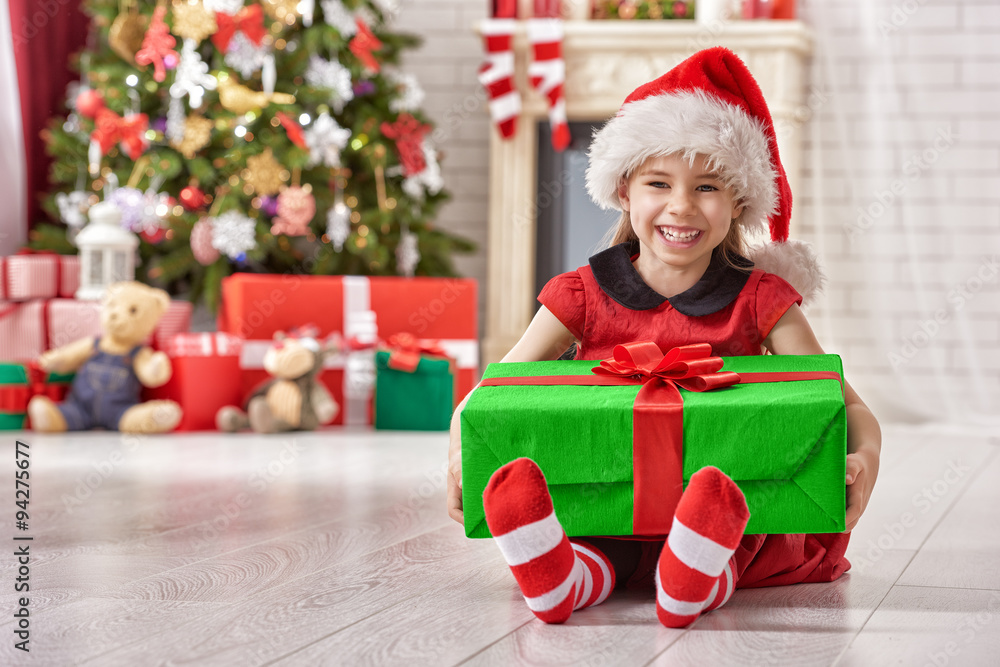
left=8, top=0, right=89, bottom=231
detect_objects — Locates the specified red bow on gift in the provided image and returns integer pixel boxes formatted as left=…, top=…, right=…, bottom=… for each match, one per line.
left=385, top=333, right=447, bottom=373
left=350, top=17, right=383, bottom=72
left=91, top=108, right=149, bottom=160
left=380, top=113, right=431, bottom=176
left=0, top=363, right=68, bottom=417
left=212, top=4, right=267, bottom=52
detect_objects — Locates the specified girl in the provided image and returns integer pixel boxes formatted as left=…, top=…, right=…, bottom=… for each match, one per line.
left=447, top=47, right=881, bottom=628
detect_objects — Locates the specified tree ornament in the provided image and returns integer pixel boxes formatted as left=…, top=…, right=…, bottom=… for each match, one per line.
left=203, top=0, right=244, bottom=12
left=141, top=225, right=168, bottom=244
left=109, top=3, right=147, bottom=64
left=304, top=112, right=351, bottom=168
left=171, top=0, right=218, bottom=42
left=396, top=228, right=420, bottom=277
left=350, top=18, right=384, bottom=73
left=109, top=187, right=147, bottom=232
left=92, top=109, right=149, bottom=160
left=321, top=0, right=357, bottom=36
left=55, top=191, right=92, bottom=228
left=171, top=113, right=213, bottom=158
left=380, top=113, right=431, bottom=176
left=262, top=0, right=299, bottom=21
left=217, top=76, right=295, bottom=114
left=271, top=186, right=315, bottom=236
left=211, top=210, right=257, bottom=259
left=387, top=70, right=425, bottom=113
left=135, top=6, right=179, bottom=83
left=75, top=89, right=106, bottom=119
left=260, top=195, right=279, bottom=217
left=304, top=56, right=353, bottom=113
left=326, top=200, right=350, bottom=252
left=180, top=185, right=208, bottom=210
left=400, top=141, right=444, bottom=201
left=212, top=4, right=267, bottom=52
left=300, top=0, right=316, bottom=26
left=190, top=217, right=220, bottom=265
left=224, top=32, right=271, bottom=79
left=244, top=148, right=286, bottom=195
left=275, top=112, right=306, bottom=148
left=170, top=39, right=217, bottom=107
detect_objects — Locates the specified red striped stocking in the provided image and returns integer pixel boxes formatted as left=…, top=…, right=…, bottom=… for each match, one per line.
left=478, top=18, right=521, bottom=140
left=484, top=458, right=615, bottom=624
left=656, top=466, right=749, bottom=628
left=527, top=17, right=570, bottom=151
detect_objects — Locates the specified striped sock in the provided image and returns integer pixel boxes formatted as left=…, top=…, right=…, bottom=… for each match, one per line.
left=527, top=18, right=570, bottom=151
left=484, top=458, right=615, bottom=624
left=478, top=18, right=521, bottom=140
left=655, top=466, right=749, bottom=628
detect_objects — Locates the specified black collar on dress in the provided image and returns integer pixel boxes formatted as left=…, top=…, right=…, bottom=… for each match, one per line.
left=588, top=240, right=754, bottom=316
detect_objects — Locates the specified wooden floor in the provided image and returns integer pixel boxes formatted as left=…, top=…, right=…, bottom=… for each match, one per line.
left=1, top=423, right=998, bottom=666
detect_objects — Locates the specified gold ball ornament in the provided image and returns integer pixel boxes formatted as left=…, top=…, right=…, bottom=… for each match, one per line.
left=171, top=0, right=217, bottom=43
left=244, top=148, right=286, bottom=196
left=217, top=77, right=296, bottom=115
left=171, top=114, right=214, bottom=158
left=109, top=9, right=147, bottom=63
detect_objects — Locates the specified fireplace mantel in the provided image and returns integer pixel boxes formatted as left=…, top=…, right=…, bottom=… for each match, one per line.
left=482, top=20, right=814, bottom=364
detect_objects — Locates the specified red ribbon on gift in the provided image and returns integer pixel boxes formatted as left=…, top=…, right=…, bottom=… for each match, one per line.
left=479, top=341, right=842, bottom=536
left=92, top=108, right=149, bottom=160
left=212, top=4, right=267, bottom=52
left=0, top=363, right=68, bottom=414
left=384, top=333, right=448, bottom=373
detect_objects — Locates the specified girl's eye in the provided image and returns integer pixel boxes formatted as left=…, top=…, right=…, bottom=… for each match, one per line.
left=696, top=184, right=719, bottom=192
left=648, top=181, right=669, bottom=189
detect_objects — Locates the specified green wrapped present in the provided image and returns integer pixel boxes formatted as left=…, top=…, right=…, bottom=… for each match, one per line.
left=461, top=343, right=846, bottom=539
left=0, top=362, right=73, bottom=430
left=374, top=338, right=455, bottom=431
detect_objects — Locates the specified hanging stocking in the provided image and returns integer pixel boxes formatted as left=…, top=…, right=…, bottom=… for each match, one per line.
left=527, top=16, right=570, bottom=151
left=478, top=2, right=520, bottom=140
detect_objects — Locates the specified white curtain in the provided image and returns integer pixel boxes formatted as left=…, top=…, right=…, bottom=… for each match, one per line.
left=0, top=0, right=26, bottom=256
left=799, top=0, right=1000, bottom=427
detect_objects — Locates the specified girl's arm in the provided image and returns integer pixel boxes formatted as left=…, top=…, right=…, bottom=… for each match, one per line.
left=447, top=307, right=576, bottom=524
left=763, top=304, right=882, bottom=532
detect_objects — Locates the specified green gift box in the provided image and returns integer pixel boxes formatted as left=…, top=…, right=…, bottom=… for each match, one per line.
left=0, top=362, right=74, bottom=430
left=461, top=350, right=846, bottom=539
left=374, top=350, right=454, bottom=431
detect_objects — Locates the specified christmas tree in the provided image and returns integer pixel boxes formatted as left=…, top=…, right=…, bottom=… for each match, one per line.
left=35, top=0, right=473, bottom=310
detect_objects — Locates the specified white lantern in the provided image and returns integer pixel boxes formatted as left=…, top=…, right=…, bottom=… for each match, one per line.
left=75, top=201, right=139, bottom=300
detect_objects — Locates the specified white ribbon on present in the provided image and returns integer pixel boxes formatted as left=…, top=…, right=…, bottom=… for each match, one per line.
left=167, top=332, right=242, bottom=358
left=342, top=276, right=376, bottom=426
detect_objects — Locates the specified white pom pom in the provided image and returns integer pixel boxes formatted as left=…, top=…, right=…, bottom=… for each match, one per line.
left=745, top=239, right=826, bottom=307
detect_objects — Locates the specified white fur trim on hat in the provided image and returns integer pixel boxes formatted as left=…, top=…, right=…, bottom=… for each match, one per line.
left=586, top=90, right=777, bottom=234
left=746, top=238, right=826, bottom=306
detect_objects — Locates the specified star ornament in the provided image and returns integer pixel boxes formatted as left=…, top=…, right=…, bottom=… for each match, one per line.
left=244, top=148, right=286, bottom=195
left=171, top=0, right=218, bottom=43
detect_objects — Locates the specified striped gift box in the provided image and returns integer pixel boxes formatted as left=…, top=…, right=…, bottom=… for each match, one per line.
left=166, top=332, right=242, bottom=357
left=0, top=300, right=48, bottom=361
left=0, top=254, right=80, bottom=301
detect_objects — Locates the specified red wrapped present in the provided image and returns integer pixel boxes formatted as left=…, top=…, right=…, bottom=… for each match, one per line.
left=0, top=252, right=80, bottom=301
left=144, top=332, right=243, bottom=431
left=219, top=274, right=478, bottom=426
left=0, top=362, right=73, bottom=430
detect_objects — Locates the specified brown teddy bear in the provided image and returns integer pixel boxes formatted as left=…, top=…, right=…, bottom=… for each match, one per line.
left=216, top=330, right=339, bottom=433
left=28, top=281, right=183, bottom=434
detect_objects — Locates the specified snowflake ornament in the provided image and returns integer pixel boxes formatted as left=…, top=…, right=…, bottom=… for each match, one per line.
left=321, top=0, right=357, bottom=36
left=109, top=187, right=147, bottom=232
left=204, top=0, right=245, bottom=13
left=304, top=112, right=351, bottom=168
left=211, top=210, right=257, bottom=259
left=171, top=39, right=217, bottom=107
left=395, top=229, right=420, bottom=277
left=55, top=191, right=91, bottom=228
left=387, top=70, right=425, bottom=113
left=224, top=32, right=271, bottom=79
left=305, top=56, right=353, bottom=112
left=325, top=200, right=351, bottom=251
left=400, top=141, right=444, bottom=201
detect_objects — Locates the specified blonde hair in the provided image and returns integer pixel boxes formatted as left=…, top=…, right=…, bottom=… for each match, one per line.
left=599, top=166, right=753, bottom=272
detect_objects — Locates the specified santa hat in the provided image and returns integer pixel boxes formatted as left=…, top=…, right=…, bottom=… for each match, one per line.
left=586, top=47, right=823, bottom=303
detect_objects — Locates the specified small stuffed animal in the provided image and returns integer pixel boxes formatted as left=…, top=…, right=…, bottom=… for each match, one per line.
left=216, top=330, right=339, bottom=433
left=28, top=281, right=182, bottom=434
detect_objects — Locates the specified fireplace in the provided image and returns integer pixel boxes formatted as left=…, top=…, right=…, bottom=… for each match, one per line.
left=482, top=19, right=814, bottom=364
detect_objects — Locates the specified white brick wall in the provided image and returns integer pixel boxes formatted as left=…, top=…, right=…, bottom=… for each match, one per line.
left=399, top=0, right=1000, bottom=420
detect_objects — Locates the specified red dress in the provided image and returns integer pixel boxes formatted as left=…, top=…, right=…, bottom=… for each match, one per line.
left=537, top=242, right=851, bottom=589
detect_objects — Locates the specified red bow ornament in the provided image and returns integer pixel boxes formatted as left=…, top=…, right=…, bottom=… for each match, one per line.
left=380, top=113, right=431, bottom=176
left=384, top=333, right=448, bottom=373
left=91, top=108, right=149, bottom=160
left=350, top=17, right=383, bottom=72
left=135, top=6, right=178, bottom=83
left=212, top=4, right=268, bottom=52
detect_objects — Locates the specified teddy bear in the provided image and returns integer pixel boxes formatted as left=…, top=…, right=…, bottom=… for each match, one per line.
left=28, top=281, right=182, bottom=434
left=216, top=329, right=339, bottom=433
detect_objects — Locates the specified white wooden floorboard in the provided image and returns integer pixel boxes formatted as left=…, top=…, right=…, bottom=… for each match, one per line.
left=0, top=423, right=995, bottom=666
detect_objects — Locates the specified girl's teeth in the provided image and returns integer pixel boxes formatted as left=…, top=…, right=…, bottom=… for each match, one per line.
left=660, top=228, right=699, bottom=241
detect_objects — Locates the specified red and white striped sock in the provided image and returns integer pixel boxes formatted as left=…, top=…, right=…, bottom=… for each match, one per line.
left=655, top=466, right=749, bottom=628
left=478, top=18, right=521, bottom=140
left=484, top=458, right=615, bottom=624
left=527, top=17, right=570, bottom=151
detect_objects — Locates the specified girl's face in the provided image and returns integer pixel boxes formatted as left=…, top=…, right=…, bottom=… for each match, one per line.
left=619, top=153, right=743, bottom=274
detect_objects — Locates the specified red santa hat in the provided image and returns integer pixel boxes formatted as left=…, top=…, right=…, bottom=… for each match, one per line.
left=586, top=47, right=823, bottom=301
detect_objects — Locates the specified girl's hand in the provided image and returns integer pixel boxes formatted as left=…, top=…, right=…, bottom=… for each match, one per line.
left=845, top=449, right=878, bottom=532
